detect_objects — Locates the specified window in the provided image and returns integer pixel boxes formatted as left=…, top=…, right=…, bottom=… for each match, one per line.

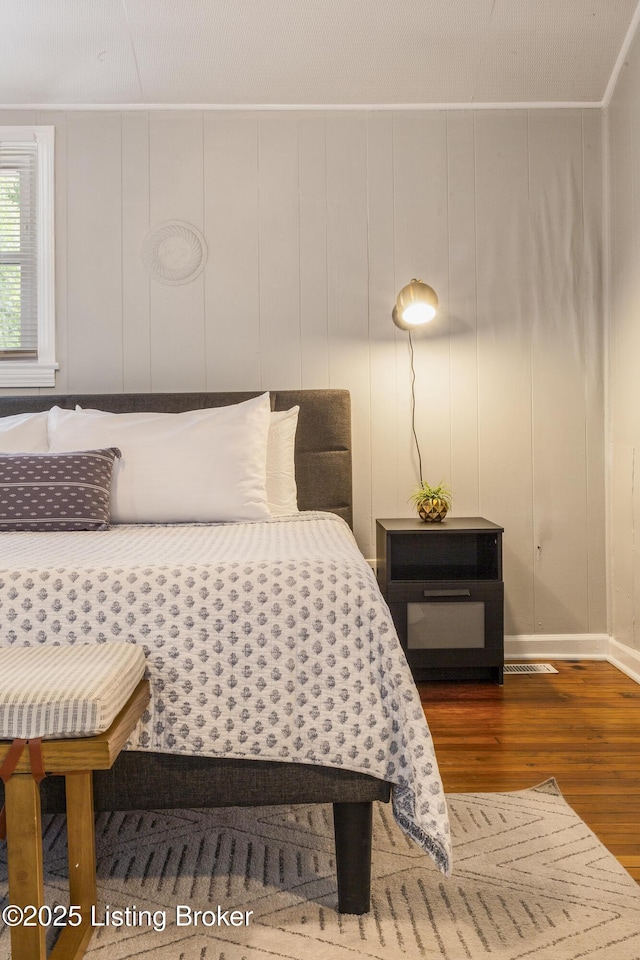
left=0, top=126, right=56, bottom=386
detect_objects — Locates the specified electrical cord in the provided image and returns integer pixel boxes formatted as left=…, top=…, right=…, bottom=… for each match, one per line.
left=407, top=329, right=424, bottom=486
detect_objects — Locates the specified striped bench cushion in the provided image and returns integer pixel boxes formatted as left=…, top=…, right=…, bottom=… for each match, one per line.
left=0, top=644, right=146, bottom=740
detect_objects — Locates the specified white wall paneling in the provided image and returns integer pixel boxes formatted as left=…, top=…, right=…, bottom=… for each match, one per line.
left=366, top=112, right=399, bottom=532
left=325, top=113, right=371, bottom=550
left=257, top=113, right=301, bottom=389
left=581, top=110, right=607, bottom=634
left=446, top=111, right=480, bottom=520
left=0, top=106, right=607, bottom=640
left=122, top=112, right=151, bottom=391
left=528, top=110, right=590, bottom=635
left=607, top=25, right=640, bottom=654
left=298, top=112, right=330, bottom=388
left=203, top=112, right=261, bottom=389
left=66, top=112, right=123, bottom=392
left=0, top=111, right=37, bottom=124
left=474, top=111, right=535, bottom=637
left=149, top=112, right=206, bottom=391
left=609, top=443, right=636, bottom=650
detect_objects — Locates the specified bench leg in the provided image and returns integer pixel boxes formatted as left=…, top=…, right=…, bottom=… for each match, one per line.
left=49, top=772, right=96, bottom=960
left=5, top=773, right=47, bottom=959
left=332, top=801, right=372, bottom=915
left=5, top=771, right=97, bottom=960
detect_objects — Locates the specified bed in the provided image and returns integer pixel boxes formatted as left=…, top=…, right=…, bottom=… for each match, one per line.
left=0, top=389, right=451, bottom=914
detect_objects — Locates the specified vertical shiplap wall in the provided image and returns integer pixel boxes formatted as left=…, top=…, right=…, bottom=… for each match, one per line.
left=0, top=107, right=605, bottom=638
left=607, top=26, right=640, bottom=655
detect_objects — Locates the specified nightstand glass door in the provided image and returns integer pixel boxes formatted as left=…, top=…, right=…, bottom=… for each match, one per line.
left=407, top=601, right=485, bottom=649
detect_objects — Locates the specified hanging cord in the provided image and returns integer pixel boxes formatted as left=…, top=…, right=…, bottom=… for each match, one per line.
left=408, top=330, right=424, bottom=485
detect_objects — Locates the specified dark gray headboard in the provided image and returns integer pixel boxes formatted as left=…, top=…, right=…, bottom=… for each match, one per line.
left=0, top=390, right=353, bottom=528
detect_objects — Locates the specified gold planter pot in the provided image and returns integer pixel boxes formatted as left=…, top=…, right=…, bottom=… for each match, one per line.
left=417, top=499, right=449, bottom=522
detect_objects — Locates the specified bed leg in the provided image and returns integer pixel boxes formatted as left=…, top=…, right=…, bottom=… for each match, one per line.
left=332, top=801, right=372, bottom=914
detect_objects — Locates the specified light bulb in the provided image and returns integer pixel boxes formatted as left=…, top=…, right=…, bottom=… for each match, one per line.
left=402, top=302, right=436, bottom=325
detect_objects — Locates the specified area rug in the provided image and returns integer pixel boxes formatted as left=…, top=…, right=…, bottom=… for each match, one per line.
left=1, top=779, right=639, bottom=959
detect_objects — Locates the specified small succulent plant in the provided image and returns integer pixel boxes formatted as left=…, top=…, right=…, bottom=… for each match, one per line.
left=410, top=480, right=452, bottom=522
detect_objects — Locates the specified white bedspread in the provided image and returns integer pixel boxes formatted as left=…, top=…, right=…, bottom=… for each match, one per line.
left=0, top=512, right=452, bottom=875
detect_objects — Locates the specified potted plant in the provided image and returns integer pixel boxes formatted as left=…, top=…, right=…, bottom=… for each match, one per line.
left=410, top=480, right=452, bottom=522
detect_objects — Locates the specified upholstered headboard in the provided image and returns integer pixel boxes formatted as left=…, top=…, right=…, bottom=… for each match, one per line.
left=0, top=389, right=353, bottom=528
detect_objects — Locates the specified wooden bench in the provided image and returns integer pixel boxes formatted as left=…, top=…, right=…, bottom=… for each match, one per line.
left=0, top=645, right=150, bottom=960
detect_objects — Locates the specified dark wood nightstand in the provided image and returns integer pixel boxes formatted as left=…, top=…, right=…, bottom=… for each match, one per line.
left=376, top=517, right=504, bottom=684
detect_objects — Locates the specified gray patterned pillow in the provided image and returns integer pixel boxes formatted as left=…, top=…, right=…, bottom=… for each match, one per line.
left=0, top=448, right=121, bottom=531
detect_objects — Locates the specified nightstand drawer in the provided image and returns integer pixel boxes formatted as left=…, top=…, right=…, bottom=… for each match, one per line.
left=386, top=580, right=501, bottom=603
left=388, top=582, right=503, bottom=650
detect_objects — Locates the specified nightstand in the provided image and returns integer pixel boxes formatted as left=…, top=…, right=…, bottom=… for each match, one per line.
left=376, top=517, right=504, bottom=684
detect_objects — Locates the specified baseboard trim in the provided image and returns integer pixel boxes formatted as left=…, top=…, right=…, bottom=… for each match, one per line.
left=505, top=633, right=640, bottom=685
left=608, top=637, right=640, bottom=685
left=504, top=634, right=609, bottom=659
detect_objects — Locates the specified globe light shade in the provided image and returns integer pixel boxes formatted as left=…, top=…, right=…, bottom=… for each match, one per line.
left=392, top=280, right=438, bottom=331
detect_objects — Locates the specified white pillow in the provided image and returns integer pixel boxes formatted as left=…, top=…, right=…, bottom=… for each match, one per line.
left=71, top=402, right=300, bottom=518
left=0, top=411, right=49, bottom=452
left=267, top=407, right=299, bottom=516
left=47, top=393, right=272, bottom=524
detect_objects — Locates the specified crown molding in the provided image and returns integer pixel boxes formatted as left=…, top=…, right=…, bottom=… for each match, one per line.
left=0, top=101, right=604, bottom=113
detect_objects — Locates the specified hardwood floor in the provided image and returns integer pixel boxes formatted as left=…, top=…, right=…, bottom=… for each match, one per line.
left=417, top=660, right=640, bottom=882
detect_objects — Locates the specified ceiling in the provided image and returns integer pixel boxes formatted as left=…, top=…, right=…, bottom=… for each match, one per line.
left=1, top=0, right=639, bottom=109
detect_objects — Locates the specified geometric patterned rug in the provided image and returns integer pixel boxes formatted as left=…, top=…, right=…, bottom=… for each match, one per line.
left=1, top=779, right=639, bottom=959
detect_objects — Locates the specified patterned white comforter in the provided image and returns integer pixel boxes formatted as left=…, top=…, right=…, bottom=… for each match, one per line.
left=0, top=512, right=452, bottom=875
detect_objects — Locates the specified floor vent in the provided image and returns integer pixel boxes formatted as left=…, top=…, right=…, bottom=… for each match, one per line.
left=504, top=663, right=559, bottom=674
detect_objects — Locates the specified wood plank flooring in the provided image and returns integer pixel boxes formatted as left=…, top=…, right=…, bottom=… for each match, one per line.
left=417, top=660, right=640, bottom=881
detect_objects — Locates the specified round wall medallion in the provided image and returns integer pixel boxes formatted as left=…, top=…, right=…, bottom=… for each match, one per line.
left=141, top=221, right=208, bottom=285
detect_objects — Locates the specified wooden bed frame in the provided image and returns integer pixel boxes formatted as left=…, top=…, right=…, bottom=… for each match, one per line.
left=0, top=389, right=391, bottom=914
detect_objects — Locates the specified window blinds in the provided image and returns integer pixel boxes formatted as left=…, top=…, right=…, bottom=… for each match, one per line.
left=0, top=141, right=38, bottom=359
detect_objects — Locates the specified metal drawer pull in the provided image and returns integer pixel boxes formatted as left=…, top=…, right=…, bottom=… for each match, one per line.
left=423, top=589, right=472, bottom=598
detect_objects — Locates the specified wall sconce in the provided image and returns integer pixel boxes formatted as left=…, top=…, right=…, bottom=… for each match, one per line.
left=392, top=279, right=439, bottom=485
left=392, top=279, right=438, bottom=331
